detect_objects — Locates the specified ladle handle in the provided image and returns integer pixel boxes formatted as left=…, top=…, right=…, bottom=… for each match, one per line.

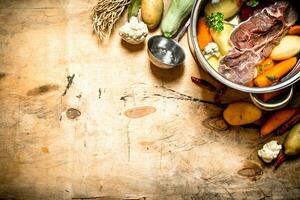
left=174, top=18, right=190, bottom=42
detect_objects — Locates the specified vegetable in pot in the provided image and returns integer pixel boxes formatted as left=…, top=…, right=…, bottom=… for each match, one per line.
left=205, top=0, right=242, bottom=20
left=210, top=23, right=234, bottom=55
left=256, top=58, right=274, bottom=74
left=223, top=102, right=262, bottom=125
left=161, top=0, right=195, bottom=38
left=270, top=35, right=300, bottom=60
left=197, top=18, right=213, bottom=50
left=207, top=56, right=221, bottom=71
left=254, top=57, right=297, bottom=87
left=288, top=25, right=300, bottom=35
left=246, top=0, right=259, bottom=8
left=141, top=0, right=164, bottom=29
left=206, top=12, right=224, bottom=32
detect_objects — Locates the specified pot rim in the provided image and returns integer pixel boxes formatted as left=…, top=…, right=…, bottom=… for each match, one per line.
left=190, top=0, right=300, bottom=94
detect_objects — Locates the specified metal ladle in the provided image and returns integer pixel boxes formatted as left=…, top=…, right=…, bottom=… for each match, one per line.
left=147, top=19, right=190, bottom=69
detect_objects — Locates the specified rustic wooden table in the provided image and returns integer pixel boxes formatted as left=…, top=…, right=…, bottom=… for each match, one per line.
left=0, top=0, right=299, bottom=199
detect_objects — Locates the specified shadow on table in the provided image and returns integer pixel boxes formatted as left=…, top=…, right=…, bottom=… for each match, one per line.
left=121, top=40, right=146, bottom=52
left=150, top=62, right=184, bottom=82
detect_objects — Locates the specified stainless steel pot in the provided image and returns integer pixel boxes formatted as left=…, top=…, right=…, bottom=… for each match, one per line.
left=189, top=0, right=300, bottom=110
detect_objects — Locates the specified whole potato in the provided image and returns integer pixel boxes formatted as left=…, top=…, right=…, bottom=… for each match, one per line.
left=141, top=0, right=163, bottom=29
left=223, top=102, right=262, bottom=125
left=210, top=23, right=233, bottom=55
left=270, top=35, right=300, bottom=60
left=207, top=56, right=220, bottom=71
left=205, top=0, right=241, bottom=19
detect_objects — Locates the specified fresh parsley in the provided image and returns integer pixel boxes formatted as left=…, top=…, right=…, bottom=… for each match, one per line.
left=247, top=0, right=259, bottom=8
left=266, top=75, right=277, bottom=82
left=206, top=12, right=224, bottom=32
left=258, top=62, right=272, bottom=72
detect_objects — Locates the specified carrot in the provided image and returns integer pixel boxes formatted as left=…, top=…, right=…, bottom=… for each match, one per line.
left=197, top=18, right=212, bottom=50
left=259, top=89, right=286, bottom=102
left=260, top=108, right=299, bottom=136
left=275, top=112, right=300, bottom=135
left=256, top=58, right=274, bottom=74
left=288, top=25, right=300, bottom=35
left=246, top=81, right=254, bottom=87
left=254, top=57, right=297, bottom=87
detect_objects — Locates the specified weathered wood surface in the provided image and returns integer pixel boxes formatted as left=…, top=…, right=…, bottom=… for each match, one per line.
left=0, top=0, right=299, bottom=199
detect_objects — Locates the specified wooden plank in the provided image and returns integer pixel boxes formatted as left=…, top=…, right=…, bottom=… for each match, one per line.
left=0, top=0, right=299, bottom=199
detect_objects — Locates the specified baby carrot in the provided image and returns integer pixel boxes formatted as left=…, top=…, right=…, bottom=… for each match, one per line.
left=256, top=58, right=274, bottom=74
left=254, top=57, right=297, bottom=87
left=260, top=108, right=299, bottom=137
left=288, top=25, right=300, bottom=35
left=197, top=18, right=212, bottom=50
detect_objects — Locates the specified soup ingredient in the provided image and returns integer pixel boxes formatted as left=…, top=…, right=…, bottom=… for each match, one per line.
left=207, top=56, right=221, bottom=71
left=275, top=123, right=300, bottom=168
left=246, top=0, right=259, bottom=7
left=128, top=0, right=141, bottom=20
left=240, top=1, right=271, bottom=21
left=270, top=35, right=300, bottom=60
left=229, top=1, right=297, bottom=50
left=258, top=141, right=282, bottom=163
left=204, top=0, right=242, bottom=19
left=210, top=23, right=233, bottom=55
left=260, top=89, right=286, bottom=102
left=203, top=42, right=220, bottom=59
left=91, top=0, right=131, bottom=41
left=191, top=77, right=217, bottom=92
left=119, top=16, right=148, bottom=44
left=206, top=12, right=224, bottom=32
left=161, top=0, right=195, bottom=38
left=254, top=57, right=297, bottom=87
left=219, top=1, right=298, bottom=85
left=197, top=18, right=213, bottom=49
left=260, top=108, right=299, bottom=137
left=284, top=123, right=300, bottom=155
left=275, top=112, right=300, bottom=136
left=141, top=0, right=163, bottom=29
left=288, top=25, right=300, bottom=35
left=256, top=58, right=274, bottom=74
left=246, top=81, right=254, bottom=87
left=223, top=102, right=262, bottom=125
left=228, top=15, right=240, bottom=27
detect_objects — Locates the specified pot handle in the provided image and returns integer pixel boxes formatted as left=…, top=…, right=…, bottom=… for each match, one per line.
left=249, top=86, right=294, bottom=111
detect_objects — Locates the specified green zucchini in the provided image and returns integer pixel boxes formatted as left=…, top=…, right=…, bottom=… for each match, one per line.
left=128, top=0, right=142, bottom=20
left=161, top=0, right=195, bottom=38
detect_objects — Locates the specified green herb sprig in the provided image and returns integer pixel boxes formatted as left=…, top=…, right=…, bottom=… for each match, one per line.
left=206, top=12, right=224, bottom=32
left=266, top=75, right=277, bottom=82
left=247, top=0, right=259, bottom=8
left=258, top=61, right=272, bottom=72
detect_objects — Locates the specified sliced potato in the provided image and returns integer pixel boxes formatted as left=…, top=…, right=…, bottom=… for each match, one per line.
left=223, top=102, right=262, bottom=125
left=210, top=23, right=233, bottom=55
left=205, top=0, right=241, bottom=19
left=270, top=35, right=300, bottom=60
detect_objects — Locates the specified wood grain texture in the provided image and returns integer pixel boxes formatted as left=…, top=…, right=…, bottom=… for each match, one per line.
left=0, top=0, right=299, bottom=199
